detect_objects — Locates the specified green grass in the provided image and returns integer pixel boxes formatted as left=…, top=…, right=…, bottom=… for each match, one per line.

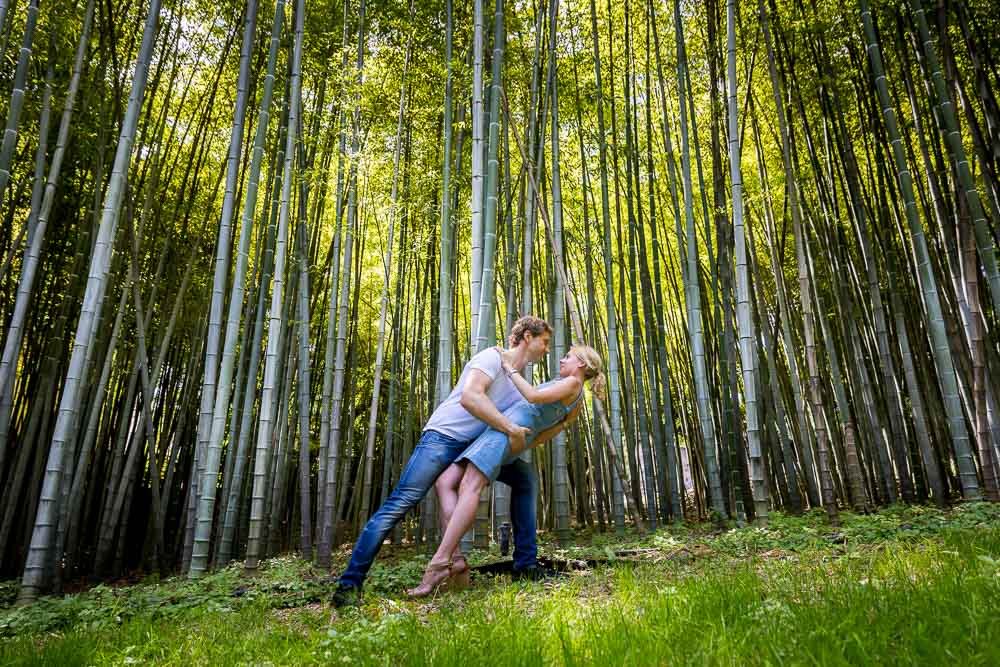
left=3, top=503, right=1000, bottom=665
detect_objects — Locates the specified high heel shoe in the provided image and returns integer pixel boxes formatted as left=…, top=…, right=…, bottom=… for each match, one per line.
left=406, top=559, right=452, bottom=598
left=444, top=554, right=471, bottom=591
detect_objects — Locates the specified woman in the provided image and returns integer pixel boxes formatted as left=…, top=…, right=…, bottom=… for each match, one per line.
left=407, top=345, right=606, bottom=597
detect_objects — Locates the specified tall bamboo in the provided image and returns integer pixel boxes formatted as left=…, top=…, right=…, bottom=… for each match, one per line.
left=18, top=0, right=163, bottom=603
left=294, top=158, right=313, bottom=559
left=909, top=0, right=998, bottom=499
left=909, top=0, right=1000, bottom=320
left=318, top=0, right=366, bottom=566
left=547, top=0, right=570, bottom=544
left=361, top=2, right=413, bottom=520
left=859, top=0, right=980, bottom=499
left=473, top=0, right=505, bottom=354
left=675, top=0, right=725, bottom=518
left=436, top=0, right=455, bottom=406
left=589, top=0, right=626, bottom=532
left=246, top=0, right=306, bottom=571
left=469, top=0, right=486, bottom=348
left=726, top=0, right=767, bottom=521
left=0, top=0, right=95, bottom=467
left=189, top=0, right=261, bottom=577
left=504, top=87, right=646, bottom=532
left=0, top=0, right=38, bottom=205
left=218, top=125, right=283, bottom=567
left=316, top=0, right=352, bottom=566
left=621, top=0, right=655, bottom=527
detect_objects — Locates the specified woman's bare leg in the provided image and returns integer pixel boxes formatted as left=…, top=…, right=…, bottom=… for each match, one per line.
left=408, top=466, right=488, bottom=597
left=430, top=466, right=489, bottom=565
left=435, top=463, right=467, bottom=564
left=435, top=463, right=464, bottom=533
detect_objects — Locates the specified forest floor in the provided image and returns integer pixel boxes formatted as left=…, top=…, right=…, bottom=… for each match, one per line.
left=2, top=503, right=1000, bottom=665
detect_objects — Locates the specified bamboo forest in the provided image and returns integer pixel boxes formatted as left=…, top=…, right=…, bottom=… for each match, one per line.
left=1, top=0, right=1000, bottom=661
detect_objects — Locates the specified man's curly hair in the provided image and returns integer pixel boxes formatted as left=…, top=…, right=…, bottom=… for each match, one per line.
left=507, top=316, right=552, bottom=347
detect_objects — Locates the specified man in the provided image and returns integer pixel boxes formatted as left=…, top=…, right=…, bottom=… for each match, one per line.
left=332, top=316, right=556, bottom=607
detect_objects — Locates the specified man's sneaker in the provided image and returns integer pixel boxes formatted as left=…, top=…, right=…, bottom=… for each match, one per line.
left=511, top=565, right=564, bottom=582
left=330, top=583, right=362, bottom=608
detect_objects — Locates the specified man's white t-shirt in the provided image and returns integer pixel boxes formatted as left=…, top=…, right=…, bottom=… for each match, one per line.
left=423, top=348, right=520, bottom=441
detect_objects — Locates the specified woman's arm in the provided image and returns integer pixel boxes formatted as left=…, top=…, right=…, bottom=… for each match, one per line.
left=501, top=356, right=581, bottom=404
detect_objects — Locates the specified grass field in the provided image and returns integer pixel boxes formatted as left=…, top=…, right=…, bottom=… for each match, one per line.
left=3, top=503, right=999, bottom=665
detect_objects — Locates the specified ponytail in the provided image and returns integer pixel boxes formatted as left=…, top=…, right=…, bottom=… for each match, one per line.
left=588, top=371, right=607, bottom=401
left=569, top=344, right=606, bottom=401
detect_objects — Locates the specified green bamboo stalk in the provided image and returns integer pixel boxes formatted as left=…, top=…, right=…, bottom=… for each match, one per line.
left=859, top=0, right=980, bottom=500
left=727, top=0, right=767, bottom=522
left=758, top=0, right=820, bottom=507
left=470, top=0, right=485, bottom=348
left=0, top=0, right=94, bottom=465
left=547, top=0, right=571, bottom=544
left=316, top=0, right=352, bottom=567
left=17, top=0, right=163, bottom=603
left=473, top=0, right=504, bottom=353
left=909, top=0, right=1000, bottom=320
left=436, top=0, right=455, bottom=407
left=675, top=0, right=725, bottom=519
left=361, top=0, right=413, bottom=520
left=0, top=0, right=38, bottom=204
left=246, top=0, right=307, bottom=571
left=190, top=0, right=261, bottom=578
left=589, top=0, right=626, bottom=533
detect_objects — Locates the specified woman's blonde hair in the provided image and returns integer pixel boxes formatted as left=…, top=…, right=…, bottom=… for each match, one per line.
left=570, top=345, right=606, bottom=401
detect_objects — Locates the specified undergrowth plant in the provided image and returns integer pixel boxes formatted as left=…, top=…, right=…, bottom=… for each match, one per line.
left=1, top=506, right=998, bottom=665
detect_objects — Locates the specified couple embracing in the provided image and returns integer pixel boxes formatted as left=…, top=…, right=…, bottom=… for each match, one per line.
left=332, top=316, right=605, bottom=605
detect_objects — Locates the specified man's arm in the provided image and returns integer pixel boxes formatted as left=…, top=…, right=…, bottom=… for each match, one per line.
left=460, top=369, right=530, bottom=450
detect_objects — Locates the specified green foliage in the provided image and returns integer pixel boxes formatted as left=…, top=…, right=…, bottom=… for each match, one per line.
left=317, top=611, right=419, bottom=664
left=0, top=581, right=17, bottom=608
left=362, top=556, right=429, bottom=597
left=2, top=507, right=1000, bottom=664
left=539, top=504, right=1000, bottom=564
left=0, top=556, right=331, bottom=638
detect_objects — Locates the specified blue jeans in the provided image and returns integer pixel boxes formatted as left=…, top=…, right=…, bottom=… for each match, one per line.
left=495, top=457, right=539, bottom=572
left=337, top=430, right=539, bottom=589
